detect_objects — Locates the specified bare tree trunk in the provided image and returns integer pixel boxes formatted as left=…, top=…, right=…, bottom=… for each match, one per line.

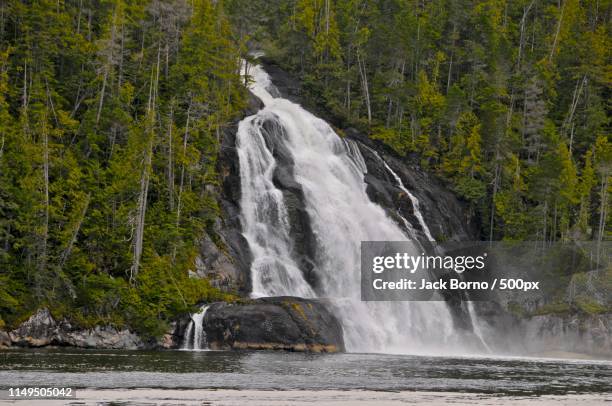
left=118, top=23, right=124, bottom=90
left=131, top=137, right=152, bottom=284
left=548, top=0, right=565, bottom=63
left=518, top=0, right=536, bottom=69
left=552, top=201, right=558, bottom=244
left=542, top=200, right=548, bottom=248
left=22, top=60, right=28, bottom=111
left=446, top=52, right=453, bottom=94
left=176, top=101, right=191, bottom=231
left=357, top=52, right=371, bottom=125
left=167, top=103, right=175, bottom=211
left=165, top=43, right=170, bottom=79
left=325, top=0, right=330, bottom=35
left=489, top=156, right=501, bottom=243
left=131, top=53, right=160, bottom=283
left=96, top=19, right=116, bottom=126
left=59, top=194, right=91, bottom=267
left=596, top=171, right=609, bottom=266
left=345, top=46, right=352, bottom=118
left=40, top=115, right=50, bottom=274
left=563, top=75, right=587, bottom=149
left=76, top=0, right=82, bottom=35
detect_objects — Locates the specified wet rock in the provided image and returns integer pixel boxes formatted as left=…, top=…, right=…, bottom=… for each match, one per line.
left=259, top=114, right=319, bottom=288
left=246, top=92, right=264, bottom=115
left=202, top=297, right=344, bottom=352
left=259, top=61, right=303, bottom=104
left=347, top=128, right=479, bottom=244
left=260, top=59, right=347, bottom=128
left=261, top=116, right=295, bottom=167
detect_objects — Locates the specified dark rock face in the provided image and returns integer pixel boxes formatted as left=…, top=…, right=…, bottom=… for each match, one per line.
left=7, top=308, right=144, bottom=349
left=201, top=297, right=345, bottom=352
left=197, top=225, right=249, bottom=293
left=346, top=129, right=479, bottom=245
left=206, top=94, right=261, bottom=294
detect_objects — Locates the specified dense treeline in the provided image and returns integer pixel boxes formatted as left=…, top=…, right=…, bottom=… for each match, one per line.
left=1, top=0, right=610, bottom=332
left=0, top=0, right=244, bottom=334
left=236, top=0, right=610, bottom=245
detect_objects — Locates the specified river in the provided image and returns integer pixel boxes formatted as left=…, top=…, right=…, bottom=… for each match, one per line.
left=0, top=349, right=610, bottom=405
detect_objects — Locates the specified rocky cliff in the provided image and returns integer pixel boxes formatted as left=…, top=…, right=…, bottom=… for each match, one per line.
left=199, top=60, right=481, bottom=296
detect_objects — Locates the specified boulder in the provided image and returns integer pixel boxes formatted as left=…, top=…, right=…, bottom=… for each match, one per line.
left=202, top=297, right=345, bottom=352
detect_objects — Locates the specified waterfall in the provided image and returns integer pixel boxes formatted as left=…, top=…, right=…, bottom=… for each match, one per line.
left=371, top=148, right=491, bottom=352
left=467, top=301, right=493, bottom=353
left=237, top=113, right=316, bottom=299
left=236, top=63, right=459, bottom=354
left=182, top=305, right=210, bottom=350
left=375, top=153, right=436, bottom=242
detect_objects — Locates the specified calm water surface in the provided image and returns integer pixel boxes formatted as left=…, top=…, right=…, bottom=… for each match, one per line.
left=1, top=349, right=611, bottom=396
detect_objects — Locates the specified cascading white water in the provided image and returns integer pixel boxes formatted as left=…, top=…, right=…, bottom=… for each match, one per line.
left=467, top=301, right=492, bottom=353
left=376, top=153, right=436, bottom=242
left=237, top=113, right=316, bottom=299
left=237, top=63, right=459, bottom=354
left=371, top=147, right=492, bottom=352
left=182, top=305, right=210, bottom=350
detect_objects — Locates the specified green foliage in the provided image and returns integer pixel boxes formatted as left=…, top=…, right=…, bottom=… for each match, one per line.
left=1, top=0, right=610, bottom=332
left=0, top=0, right=244, bottom=336
left=533, top=302, right=571, bottom=316
left=244, top=0, right=610, bottom=243
left=575, top=296, right=607, bottom=315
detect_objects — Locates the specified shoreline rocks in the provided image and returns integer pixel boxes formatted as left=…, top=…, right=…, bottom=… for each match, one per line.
left=2, top=306, right=610, bottom=359
left=5, top=308, right=144, bottom=350
left=2, top=298, right=345, bottom=353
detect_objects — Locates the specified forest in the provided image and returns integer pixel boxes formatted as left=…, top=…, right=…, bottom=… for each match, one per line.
left=0, top=0, right=610, bottom=336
